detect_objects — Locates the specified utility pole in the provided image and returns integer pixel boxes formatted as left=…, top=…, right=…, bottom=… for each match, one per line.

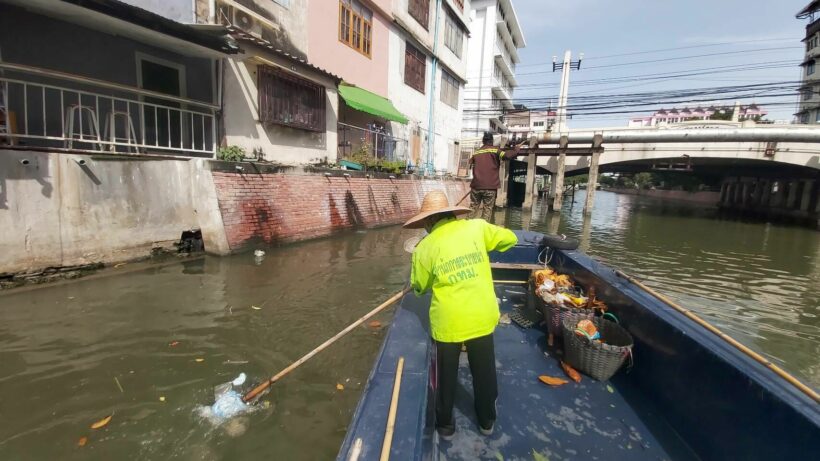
left=550, top=51, right=582, bottom=211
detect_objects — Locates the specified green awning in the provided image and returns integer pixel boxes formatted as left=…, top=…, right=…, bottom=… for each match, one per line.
left=338, top=83, right=408, bottom=124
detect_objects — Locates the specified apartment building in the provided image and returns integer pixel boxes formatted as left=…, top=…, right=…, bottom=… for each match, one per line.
left=387, top=0, right=471, bottom=174
left=797, top=1, right=820, bottom=123
left=461, top=0, right=525, bottom=138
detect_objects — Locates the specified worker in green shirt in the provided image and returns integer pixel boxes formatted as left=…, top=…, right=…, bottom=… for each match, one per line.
left=404, top=190, right=518, bottom=440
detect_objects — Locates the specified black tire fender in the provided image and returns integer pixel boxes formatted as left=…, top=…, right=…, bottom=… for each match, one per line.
left=542, top=233, right=579, bottom=250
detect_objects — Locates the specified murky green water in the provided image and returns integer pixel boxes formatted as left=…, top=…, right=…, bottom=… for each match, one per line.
left=1, top=191, right=817, bottom=459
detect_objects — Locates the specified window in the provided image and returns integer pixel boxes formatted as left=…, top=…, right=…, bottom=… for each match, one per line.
left=444, top=11, right=464, bottom=58
left=272, top=0, right=290, bottom=7
left=339, top=0, right=372, bottom=57
left=815, top=109, right=820, bottom=123
left=809, top=61, right=816, bottom=75
left=454, top=0, right=464, bottom=11
left=258, top=65, right=326, bottom=132
left=803, top=88, right=813, bottom=101
left=404, top=42, right=426, bottom=93
left=533, top=121, right=545, bottom=127
left=440, top=70, right=459, bottom=108
left=409, top=0, right=429, bottom=29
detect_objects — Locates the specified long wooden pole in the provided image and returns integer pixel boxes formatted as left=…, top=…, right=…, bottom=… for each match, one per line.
left=615, top=270, right=820, bottom=403
left=242, top=288, right=411, bottom=403
left=455, top=190, right=470, bottom=206
left=379, top=357, right=405, bottom=461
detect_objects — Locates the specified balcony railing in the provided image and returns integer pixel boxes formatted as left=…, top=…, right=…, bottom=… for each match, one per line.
left=337, top=122, right=408, bottom=164
left=0, top=62, right=216, bottom=157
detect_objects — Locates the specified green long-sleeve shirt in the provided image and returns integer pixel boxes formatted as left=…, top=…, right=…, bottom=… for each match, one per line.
left=410, top=217, right=518, bottom=343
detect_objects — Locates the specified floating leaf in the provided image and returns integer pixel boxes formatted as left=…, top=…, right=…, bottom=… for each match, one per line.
left=538, top=375, right=568, bottom=387
left=560, top=362, right=582, bottom=383
left=113, top=262, right=127, bottom=268
left=195, top=358, right=205, bottom=363
left=90, top=415, right=112, bottom=429
left=532, top=448, right=550, bottom=461
left=606, top=384, right=615, bottom=393
left=77, top=436, right=88, bottom=447
left=169, top=341, right=180, bottom=347
left=159, top=396, right=166, bottom=402
left=336, top=383, right=344, bottom=391
left=251, top=305, right=262, bottom=310
left=368, top=320, right=381, bottom=328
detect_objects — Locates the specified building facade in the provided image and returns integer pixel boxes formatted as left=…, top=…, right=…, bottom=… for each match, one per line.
left=461, top=0, right=525, bottom=138
left=628, top=105, right=768, bottom=128
left=387, top=0, right=471, bottom=175
left=308, top=0, right=410, bottom=166
left=506, top=109, right=556, bottom=140
left=797, top=1, right=820, bottom=124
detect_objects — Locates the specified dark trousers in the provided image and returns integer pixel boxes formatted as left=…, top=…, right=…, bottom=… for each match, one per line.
left=470, top=189, right=497, bottom=223
left=435, top=333, right=498, bottom=430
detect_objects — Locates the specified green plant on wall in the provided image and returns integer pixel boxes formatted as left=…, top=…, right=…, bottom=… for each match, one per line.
left=217, top=145, right=246, bottom=162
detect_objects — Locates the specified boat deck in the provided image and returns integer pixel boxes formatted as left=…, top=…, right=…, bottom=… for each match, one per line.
left=436, top=283, right=695, bottom=460
left=338, top=280, right=698, bottom=461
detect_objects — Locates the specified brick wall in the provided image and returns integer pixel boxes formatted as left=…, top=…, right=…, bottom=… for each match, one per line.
left=211, top=170, right=471, bottom=251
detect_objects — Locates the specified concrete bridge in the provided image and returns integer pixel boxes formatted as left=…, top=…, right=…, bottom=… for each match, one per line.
left=497, top=122, right=820, bottom=226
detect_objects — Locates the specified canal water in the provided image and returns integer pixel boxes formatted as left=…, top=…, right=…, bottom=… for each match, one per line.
left=0, top=191, right=817, bottom=459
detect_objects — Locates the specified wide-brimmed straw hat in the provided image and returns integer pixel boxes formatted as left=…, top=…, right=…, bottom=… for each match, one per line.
left=403, top=190, right=472, bottom=229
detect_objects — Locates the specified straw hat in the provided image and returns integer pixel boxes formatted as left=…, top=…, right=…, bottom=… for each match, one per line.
left=403, top=191, right=472, bottom=229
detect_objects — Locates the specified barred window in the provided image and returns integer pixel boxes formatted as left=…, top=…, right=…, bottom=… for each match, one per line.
left=454, top=0, right=464, bottom=11
left=258, top=66, right=326, bottom=132
left=440, top=70, right=459, bottom=108
left=339, top=0, right=373, bottom=57
left=404, top=42, right=426, bottom=93
left=409, top=0, right=429, bottom=29
left=444, top=11, right=463, bottom=58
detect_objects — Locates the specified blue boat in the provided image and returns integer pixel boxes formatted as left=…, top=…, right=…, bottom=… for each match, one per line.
left=338, top=231, right=820, bottom=460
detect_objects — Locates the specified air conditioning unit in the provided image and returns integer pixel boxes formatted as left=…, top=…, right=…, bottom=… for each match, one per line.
left=218, top=2, right=268, bottom=39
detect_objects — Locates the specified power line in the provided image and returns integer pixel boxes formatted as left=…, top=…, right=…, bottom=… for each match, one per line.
left=514, top=37, right=801, bottom=68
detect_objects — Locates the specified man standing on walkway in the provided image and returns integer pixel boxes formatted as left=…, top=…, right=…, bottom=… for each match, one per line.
left=405, top=190, right=518, bottom=440
left=468, top=132, right=521, bottom=223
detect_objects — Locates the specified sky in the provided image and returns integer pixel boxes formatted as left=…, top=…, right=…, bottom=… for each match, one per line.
left=507, top=0, right=810, bottom=128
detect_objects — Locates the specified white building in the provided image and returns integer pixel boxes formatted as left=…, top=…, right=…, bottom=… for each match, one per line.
left=461, top=0, right=525, bottom=138
left=797, top=1, right=820, bottom=124
left=387, top=0, right=472, bottom=175
left=506, top=109, right=556, bottom=140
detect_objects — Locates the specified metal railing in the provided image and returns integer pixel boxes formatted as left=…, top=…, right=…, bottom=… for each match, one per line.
left=0, top=62, right=216, bottom=156
left=337, top=122, right=408, bottom=163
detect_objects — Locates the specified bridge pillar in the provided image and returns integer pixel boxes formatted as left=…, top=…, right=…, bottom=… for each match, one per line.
left=752, top=179, right=766, bottom=207
left=550, top=136, right=569, bottom=212
left=760, top=180, right=772, bottom=207
left=786, top=181, right=799, bottom=209
left=522, top=158, right=537, bottom=209
left=583, top=134, right=604, bottom=215
left=496, top=159, right=509, bottom=208
left=772, top=181, right=787, bottom=207
left=741, top=180, right=752, bottom=207
left=719, top=182, right=729, bottom=205
left=800, top=180, right=815, bottom=212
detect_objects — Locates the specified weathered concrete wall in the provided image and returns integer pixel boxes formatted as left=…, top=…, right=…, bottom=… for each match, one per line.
left=214, top=0, right=307, bottom=60
left=0, top=150, right=227, bottom=274
left=222, top=51, right=338, bottom=165
left=210, top=165, right=470, bottom=251
left=603, top=187, right=720, bottom=205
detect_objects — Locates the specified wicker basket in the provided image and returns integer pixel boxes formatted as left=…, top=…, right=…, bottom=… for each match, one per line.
left=531, top=279, right=595, bottom=342
left=561, top=314, right=633, bottom=381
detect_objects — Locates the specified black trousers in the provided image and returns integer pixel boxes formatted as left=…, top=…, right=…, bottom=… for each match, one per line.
left=435, top=333, right=498, bottom=430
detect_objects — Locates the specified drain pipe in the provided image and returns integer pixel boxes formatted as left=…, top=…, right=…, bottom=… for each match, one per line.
left=208, top=0, right=216, bottom=23
left=424, top=0, right=443, bottom=176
